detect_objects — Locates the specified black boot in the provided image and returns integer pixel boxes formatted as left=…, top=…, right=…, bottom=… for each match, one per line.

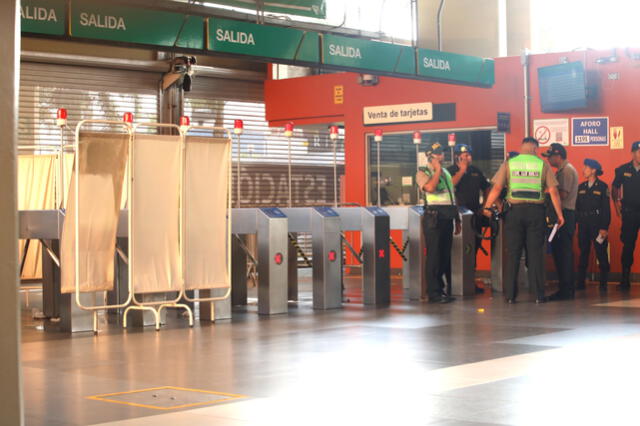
left=619, top=268, right=631, bottom=290
left=599, top=271, right=609, bottom=292
left=576, top=269, right=586, bottom=290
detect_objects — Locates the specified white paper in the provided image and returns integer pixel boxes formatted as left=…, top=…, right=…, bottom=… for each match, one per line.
left=548, top=224, right=559, bottom=243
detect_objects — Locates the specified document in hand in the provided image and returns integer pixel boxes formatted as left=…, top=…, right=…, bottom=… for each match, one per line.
left=548, top=223, right=559, bottom=243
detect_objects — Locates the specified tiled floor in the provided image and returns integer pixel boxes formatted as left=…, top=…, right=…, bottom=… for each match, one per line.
left=21, top=278, right=640, bottom=425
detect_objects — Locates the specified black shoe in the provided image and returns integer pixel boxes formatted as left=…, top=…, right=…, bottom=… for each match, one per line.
left=548, top=291, right=563, bottom=301
left=506, top=298, right=516, bottom=304
left=536, top=297, right=548, bottom=304
left=429, top=296, right=454, bottom=304
left=619, top=268, right=631, bottom=290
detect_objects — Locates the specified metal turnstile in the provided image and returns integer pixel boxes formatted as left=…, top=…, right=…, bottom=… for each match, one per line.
left=382, top=206, right=426, bottom=301
left=231, top=208, right=289, bottom=315
left=491, top=220, right=543, bottom=294
left=281, top=207, right=342, bottom=310
left=451, top=209, right=476, bottom=296
left=335, top=207, right=390, bottom=306
left=19, top=209, right=131, bottom=332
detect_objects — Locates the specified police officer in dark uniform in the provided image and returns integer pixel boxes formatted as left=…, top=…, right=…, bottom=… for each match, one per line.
left=612, top=141, right=640, bottom=290
left=447, top=144, right=490, bottom=292
left=416, top=142, right=460, bottom=304
left=576, top=159, right=610, bottom=291
left=483, top=137, right=565, bottom=303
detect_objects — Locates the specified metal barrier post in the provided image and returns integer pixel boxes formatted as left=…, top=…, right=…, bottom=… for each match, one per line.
left=408, top=206, right=426, bottom=300
left=451, top=209, right=476, bottom=296
left=311, top=207, right=342, bottom=310
left=362, top=207, right=391, bottom=306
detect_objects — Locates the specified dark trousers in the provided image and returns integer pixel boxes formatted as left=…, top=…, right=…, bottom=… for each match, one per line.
left=621, top=209, right=640, bottom=269
left=577, top=221, right=610, bottom=285
left=423, top=213, right=453, bottom=300
left=503, top=204, right=546, bottom=300
left=550, top=209, right=576, bottom=296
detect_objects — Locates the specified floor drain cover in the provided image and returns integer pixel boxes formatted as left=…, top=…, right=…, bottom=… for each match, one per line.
left=87, top=386, right=245, bottom=410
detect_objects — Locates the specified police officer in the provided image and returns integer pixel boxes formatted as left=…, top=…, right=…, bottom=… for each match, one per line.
left=483, top=137, right=565, bottom=303
left=612, top=141, right=640, bottom=290
left=447, top=144, right=490, bottom=292
left=416, top=142, right=460, bottom=304
left=542, top=143, right=579, bottom=300
left=575, top=159, right=610, bottom=292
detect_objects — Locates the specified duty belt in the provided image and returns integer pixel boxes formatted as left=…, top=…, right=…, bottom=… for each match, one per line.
left=577, top=210, right=600, bottom=218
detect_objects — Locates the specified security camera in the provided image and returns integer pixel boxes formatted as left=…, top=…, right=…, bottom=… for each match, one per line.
left=358, top=74, right=379, bottom=86
left=163, top=56, right=197, bottom=91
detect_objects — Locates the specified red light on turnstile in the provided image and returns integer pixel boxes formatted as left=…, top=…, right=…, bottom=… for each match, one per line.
left=123, top=112, right=134, bottom=124
left=448, top=133, right=456, bottom=147
left=179, top=116, right=190, bottom=127
left=328, top=250, right=337, bottom=262
left=234, top=119, right=244, bottom=135
left=56, top=108, right=67, bottom=127
left=413, top=131, right=421, bottom=145
left=329, top=125, right=339, bottom=141
left=274, top=253, right=283, bottom=265
left=374, top=128, right=383, bottom=142
left=378, top=249, right=385, bottom=259
left=284, top=122, right=294, bottom=137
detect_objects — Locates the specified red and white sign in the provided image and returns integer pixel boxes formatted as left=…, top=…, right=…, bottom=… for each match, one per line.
left=533, top=118, right=569, bottom=146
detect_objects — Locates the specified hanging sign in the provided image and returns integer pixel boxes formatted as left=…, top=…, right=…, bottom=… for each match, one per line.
left=533, top=118, right=569, bottom=146
left=322, top=34, right=415, bottom=75
left=417, top=48, right=495, bottom=86
left=71, top=1, right=205, bottom=49
left=209, top=17, right=319, bottom=62
left=21, top=0, right=66, bottom=35
left=571, top=117, right=609, bottom=146
left=212, top=0, right=326, bottom=19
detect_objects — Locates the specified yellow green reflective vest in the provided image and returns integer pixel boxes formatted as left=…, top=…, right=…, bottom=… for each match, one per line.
left=507, top=154, right=544, bottom=201
left=420, top=166, right=455, bottom=206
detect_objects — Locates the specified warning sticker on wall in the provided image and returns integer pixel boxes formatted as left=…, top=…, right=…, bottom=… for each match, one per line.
left=610, top=126, right=624, bottom=150
left=533, top=118, right=569, bottom=146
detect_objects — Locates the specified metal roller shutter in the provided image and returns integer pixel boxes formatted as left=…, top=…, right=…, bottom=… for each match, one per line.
left=185, top=77, right=345, bottom=209
left=19, top=62, right=160, bottom=145
left=185, top=76, right=345, bottom=264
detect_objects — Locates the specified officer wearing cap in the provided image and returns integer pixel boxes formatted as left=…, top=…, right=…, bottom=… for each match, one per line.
left=612, top=140, right=640, bottom=290
left=483, top=137, right=564, bottom=303
left=447, top=144, right=490, bottom=291
left=542, top=143, right=579, bottom=300
left=576, top=159, right=610, bottom=291
left=416, top=142, right=460, bottom=304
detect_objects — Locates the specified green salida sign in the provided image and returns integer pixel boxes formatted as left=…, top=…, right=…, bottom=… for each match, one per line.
left=322, top=34, right=415, bottom=75
left=418, top=49, right=495, bottom=86
left=71, top=1, right=205, bottom=49
left=21, top=0, right=66, bottom=35
left=209, top=18, right=319, bottom=63
left=212, top=0, right=326, bottom=19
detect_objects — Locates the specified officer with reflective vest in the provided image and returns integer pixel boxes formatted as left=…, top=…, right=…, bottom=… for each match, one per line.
left=575, top=159, right=610, bottom=292
left=483, top=137, right=565, bottom=303
left=612, top=140, right=640, bottom=290
left=416, top=142, right=460, bottom=304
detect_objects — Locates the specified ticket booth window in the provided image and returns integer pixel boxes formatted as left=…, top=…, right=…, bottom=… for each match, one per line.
left=367, top=130, right=505, bottom=206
